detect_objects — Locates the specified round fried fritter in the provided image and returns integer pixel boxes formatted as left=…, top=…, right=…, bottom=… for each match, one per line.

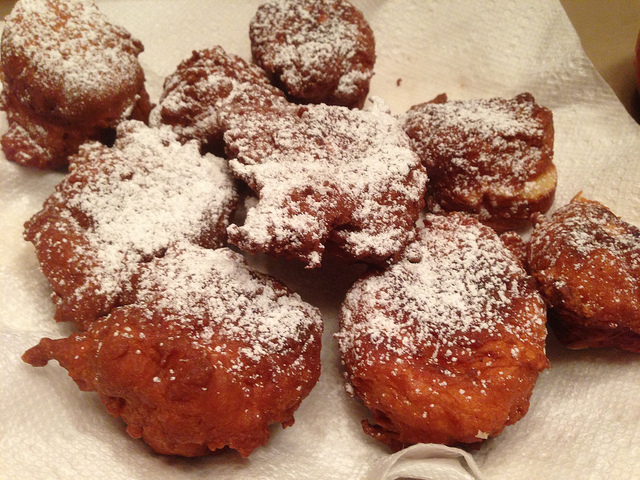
left=0, top=0, right=152, bottom=169
left=24, top=121, right=237, bottom=330
left=527, top=194, right=640, bottom=352
left=150, top=46, right=285, bottom=155
left=23, top=244, right=323, bottom=457
left=402, top=93, right=556, bottom=231
left=224, top=97, right=427, bottom=268
left=250, top=0, right=375, bottom=108
left=337, top=213, right=549, bottom=449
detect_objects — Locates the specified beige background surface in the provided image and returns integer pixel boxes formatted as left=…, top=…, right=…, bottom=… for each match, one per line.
left=1, top=0, right=639, bottom=121
left=560, top=0, right=640, bottom=122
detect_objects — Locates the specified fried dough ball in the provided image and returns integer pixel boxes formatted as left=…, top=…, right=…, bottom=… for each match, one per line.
left=0, top=0, right=152, bottom=169
left=337, top=213, right=549, bottom=449
left=150, top=46, right=285, bottom=155
left=24, top=121, right=237, bottom=330
left=527, top=194, right=640, bottom=352
left=224, top=97, right=427, bottom=268
left=23, top=244, right=323, bottom=457
left=250, top=0, right=375, bottom=108
left=402, top=93, right=556, bottom=231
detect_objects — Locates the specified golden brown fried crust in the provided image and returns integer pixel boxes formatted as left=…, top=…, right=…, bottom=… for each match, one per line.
left=24, top=202, right=117, bottom=327
left=337, top=213, right=548, bottom=448
left=402, top=93, right=556, bottom=232
left=353, top=342, right=545, bottom=448
left=527, top=194, right=640, bottom=352
left=250, top=0, right=375, bottom=108
left=151, top=46, right=284, bottom=155
left=23, top=122, right=237, bottom=330
left=23, top=246, right=323, bottom=457
left=23, top=312, right=321, bottom=457
left=0, top=0, right=152, bottom=169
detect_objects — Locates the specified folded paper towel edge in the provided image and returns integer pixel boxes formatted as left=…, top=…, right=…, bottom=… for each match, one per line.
left=366, top=443, right=486, bottom=480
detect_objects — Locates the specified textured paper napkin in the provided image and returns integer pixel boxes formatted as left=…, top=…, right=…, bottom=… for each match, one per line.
left=1, top=1, right=640, bottom=479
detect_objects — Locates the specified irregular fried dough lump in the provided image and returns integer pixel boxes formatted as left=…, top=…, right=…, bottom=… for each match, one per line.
left=23, top=244, right=323, bottom=457
left=0, top=0, right=152, bottom=169
left=402, top=93, right=556, bottom=231
left=337, top=213, right=548, bottom=449
left=24, top=121, right=237, bottom=330
left=250, top=0, right=375, bottom=108
left=150, top=46, right=284, bottom=155
left=224, top=97, right=427, bottom=268
left=528, top=195, right=640, bottom=352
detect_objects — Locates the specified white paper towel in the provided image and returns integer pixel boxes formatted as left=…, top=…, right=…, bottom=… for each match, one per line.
left=1, top=1, right=640, bottom=479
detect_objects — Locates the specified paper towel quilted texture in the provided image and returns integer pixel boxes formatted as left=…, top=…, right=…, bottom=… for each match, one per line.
left=1, top=1, right=639, bottom=479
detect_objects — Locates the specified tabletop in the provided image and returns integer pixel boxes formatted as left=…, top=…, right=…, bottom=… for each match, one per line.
left=0, top=0, right=639, bottom=122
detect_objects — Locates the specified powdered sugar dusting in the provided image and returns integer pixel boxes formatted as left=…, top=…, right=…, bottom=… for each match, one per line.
left=133, top=244, right=323, bottom=367
left=528, top=197, right=640, bottom=317
left=337, top=213, right=546, bottom=365
left=402, top=93, right=552, bottom=189
left=150, top=46, right=283, bottom=149
left=531, top=201, right=640, bottom=262
left=250, top=0, right=375, bottom=105
left=401, top=93, right=555, bottom=229
left=225, top=97, right=427, bottom=266
left=2, top=0, right=144, bottom=118
left=421, top=97, right=540, bottom=140
left=28, top=121, right=237, bottom=317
